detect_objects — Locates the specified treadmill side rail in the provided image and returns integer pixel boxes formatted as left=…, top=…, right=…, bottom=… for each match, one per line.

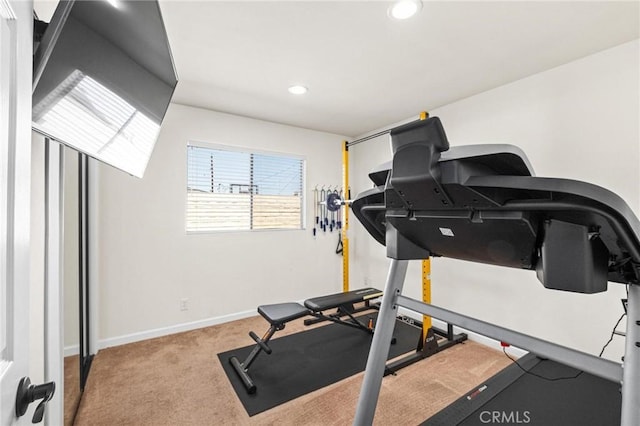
left=395, top=295, right=622, bottom=384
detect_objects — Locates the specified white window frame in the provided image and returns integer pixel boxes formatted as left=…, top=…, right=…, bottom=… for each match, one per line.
left=186, top=141, right=306, bottom=234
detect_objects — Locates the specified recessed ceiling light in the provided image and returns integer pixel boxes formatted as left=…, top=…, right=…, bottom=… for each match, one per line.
left=388, top=0, right=422, bottom=20
left=288, top=85, right=308, bottom=95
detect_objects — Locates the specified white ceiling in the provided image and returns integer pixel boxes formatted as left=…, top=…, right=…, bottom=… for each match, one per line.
left=35, top=1, right=640, bottom=137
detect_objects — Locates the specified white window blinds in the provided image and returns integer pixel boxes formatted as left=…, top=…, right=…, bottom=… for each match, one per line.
left=187, top=144, right=304, bottom=232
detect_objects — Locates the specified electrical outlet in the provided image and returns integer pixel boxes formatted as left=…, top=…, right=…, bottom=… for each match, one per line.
left=180, top=298, right=189, bottom=311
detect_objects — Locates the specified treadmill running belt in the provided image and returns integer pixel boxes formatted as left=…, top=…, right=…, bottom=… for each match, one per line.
left=423, top=355, right=621, bottom=426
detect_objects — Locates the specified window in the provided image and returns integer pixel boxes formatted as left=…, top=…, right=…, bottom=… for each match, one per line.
left=186, top=144, right=305, bottom=232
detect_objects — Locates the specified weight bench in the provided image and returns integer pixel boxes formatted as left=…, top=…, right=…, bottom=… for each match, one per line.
left=229, top=287, right=382, bottom=394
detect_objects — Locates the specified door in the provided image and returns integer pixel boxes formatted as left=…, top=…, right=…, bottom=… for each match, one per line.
left=0, top=0, right=34, bottom=424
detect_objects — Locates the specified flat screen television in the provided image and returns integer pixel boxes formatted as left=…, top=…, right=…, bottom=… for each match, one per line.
left=32, top=0, right=178, bottom=178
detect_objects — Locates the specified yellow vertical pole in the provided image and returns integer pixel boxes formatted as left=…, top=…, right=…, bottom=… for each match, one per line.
left=342, top=140, right=349, bottom=292
left=422, top=259, right=432, bottom=340
left=419, top=111, right=432, bottom=341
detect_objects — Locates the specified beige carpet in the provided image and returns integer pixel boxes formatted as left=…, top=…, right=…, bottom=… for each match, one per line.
left=64, top=355, right=81, bottom=426
left=73, top=314, right=511, bottom=425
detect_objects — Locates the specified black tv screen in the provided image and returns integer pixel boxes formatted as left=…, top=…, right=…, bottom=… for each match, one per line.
left=32, top=0, right=177, bottom=178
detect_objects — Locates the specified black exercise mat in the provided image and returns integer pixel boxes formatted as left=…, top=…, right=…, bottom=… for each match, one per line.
left=218, top=313, right=420, bottom=416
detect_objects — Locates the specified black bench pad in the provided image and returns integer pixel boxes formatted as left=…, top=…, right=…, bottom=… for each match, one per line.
left=304, top=287, right=383, bottom=312
left=258, top=303, right=309, bottom=325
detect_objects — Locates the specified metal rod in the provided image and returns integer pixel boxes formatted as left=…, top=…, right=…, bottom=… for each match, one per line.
left=396, top=295, right=623, bottom=383
left=346, top=129, right=392, bottom=147
left=346, top=113, right=428, bottom=147
left=244, top=326, right=277, bottom=370
left=354, top=259, right=409, bottom=425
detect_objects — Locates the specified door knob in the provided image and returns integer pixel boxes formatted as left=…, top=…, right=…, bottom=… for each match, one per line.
left=15, top=377, right=56, bottom=424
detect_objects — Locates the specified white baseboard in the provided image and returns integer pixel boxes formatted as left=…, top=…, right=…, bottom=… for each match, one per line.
left=64, top=345, right=79, bottom=357
left=97, top=309, right=256, bottom=351
left=90, top=306, right=528, bottom=359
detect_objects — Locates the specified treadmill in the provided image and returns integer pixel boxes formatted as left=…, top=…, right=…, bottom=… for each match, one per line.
left=423, top=354, right=621, bottom=425
left=349, top=117, right=640, bottom=426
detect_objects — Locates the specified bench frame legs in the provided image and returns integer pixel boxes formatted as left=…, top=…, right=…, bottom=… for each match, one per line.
left=308, top=307, right=374, bottom=334
left=229, top=323, right=282, bottom=394
left=229, top=303, right=379, bottom=394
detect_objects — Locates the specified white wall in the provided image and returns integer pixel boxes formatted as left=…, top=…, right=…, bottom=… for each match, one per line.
left=97, top=104, right=345, bottom=342
left=350, top=40, right=640, bottom=360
